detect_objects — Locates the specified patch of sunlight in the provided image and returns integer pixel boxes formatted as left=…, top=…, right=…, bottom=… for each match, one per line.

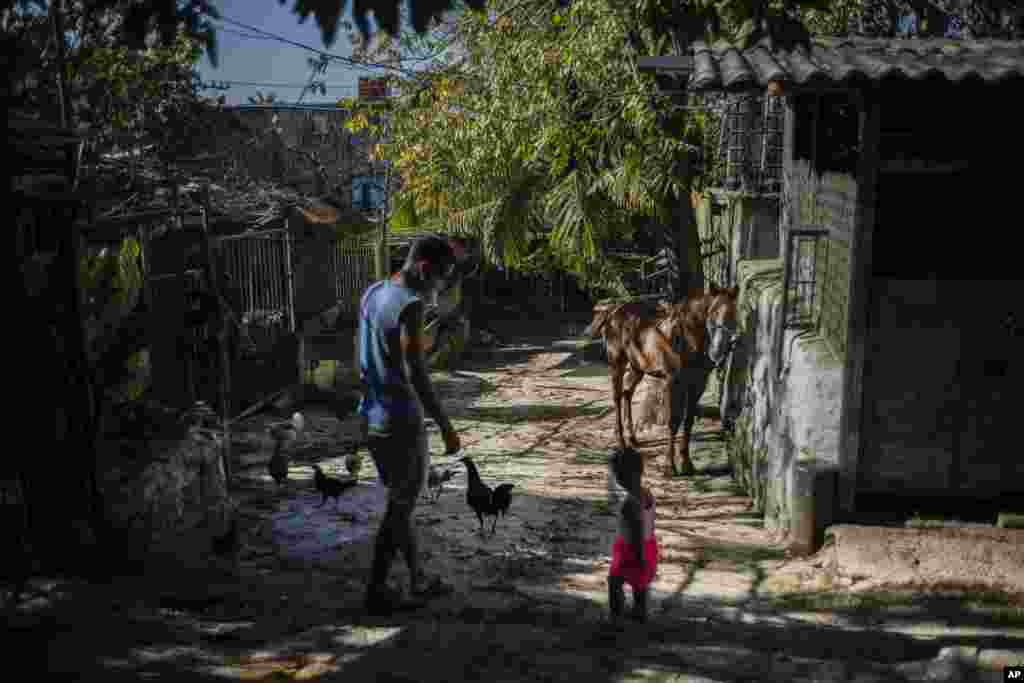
left=200, top=651, right=347, bottom=681
left=133, top=645, right=205, bottom=663
left=16, top=595, right=55, bottom=612
left=778, top=610, right=839, bottom=624
left=616, top=667, right=724, bottom=683
left=332, top=625, right=402, bottom=647
left=28, top=578, right=63, bottom=592
left=195, top=621, right=256, bottom=638
left=760, top=571, right=834, bottom=596
left=239, top=650, right=282, bottom=662
left=564, top=557, right=596, bottom=567
left=683, top=569, right=758, bottom=601
left=196, top=665, right=247, bottom=679
left=560, top=571, right=606, bottom=590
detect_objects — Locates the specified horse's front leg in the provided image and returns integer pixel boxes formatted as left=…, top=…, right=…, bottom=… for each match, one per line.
left=664, top=373, right=685, bottom=477
left=676, top=380, right=700, bottom=476
left=621, top=366, right=644, bottom=447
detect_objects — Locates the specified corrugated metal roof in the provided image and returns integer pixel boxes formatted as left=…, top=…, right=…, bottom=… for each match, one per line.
left=638, top=37, right=1024, bottom=92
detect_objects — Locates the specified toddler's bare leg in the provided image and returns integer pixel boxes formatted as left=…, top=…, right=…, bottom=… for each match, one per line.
left=631, top=587, right=648, bottom=622
left=608, top=576, right=625, bottom=619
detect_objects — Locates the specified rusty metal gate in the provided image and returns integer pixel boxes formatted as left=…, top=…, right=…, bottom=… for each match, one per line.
left=329, top=235, right=375, bottom=316
left=214, top=229, right=297, bottom=412
left=298, top=235, right=376, bottom=380
left=217, top=229, right=295, bottom=337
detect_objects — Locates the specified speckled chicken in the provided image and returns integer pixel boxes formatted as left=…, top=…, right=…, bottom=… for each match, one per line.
left=268, top=412, right=305, bottom=445
left=268, top=442, right=289, bottom=489
left=266, top=412, right=304, bottom=489
left=426, top=465, right=456, bottom=503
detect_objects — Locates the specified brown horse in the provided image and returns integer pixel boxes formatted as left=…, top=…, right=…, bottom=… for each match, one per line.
left=585, top=285, right=740, bottom=476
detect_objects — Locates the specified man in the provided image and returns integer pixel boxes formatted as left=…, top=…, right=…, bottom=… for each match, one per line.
left=356, top=233, right=463, bottom=615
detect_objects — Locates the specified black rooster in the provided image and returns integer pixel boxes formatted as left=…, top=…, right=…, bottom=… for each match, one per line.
left=491, top=483, right=515, bottom=531
left=459, top=456, right=515, bottom=535
left=312, top=464, right=358, bottom=508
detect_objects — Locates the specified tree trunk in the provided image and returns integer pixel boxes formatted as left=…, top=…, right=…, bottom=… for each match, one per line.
left=642, top=189, right=704, bottom=428
left=660, top=190, right=705, bottom=303
left=21, top=200, right=106, bottom=577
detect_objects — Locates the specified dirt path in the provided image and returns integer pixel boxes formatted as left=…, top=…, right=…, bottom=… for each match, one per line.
left=12, top=335, right=1024, bottom=682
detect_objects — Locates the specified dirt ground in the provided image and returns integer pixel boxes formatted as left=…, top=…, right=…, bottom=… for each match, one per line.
left=9, top=332, right=1024, bottom=682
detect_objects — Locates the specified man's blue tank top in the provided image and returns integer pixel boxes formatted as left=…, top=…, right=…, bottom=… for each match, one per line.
left=357, top=279, right=425, bottom=431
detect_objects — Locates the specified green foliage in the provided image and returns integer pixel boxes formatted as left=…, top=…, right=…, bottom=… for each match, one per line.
left=800, top=0, right=862, bottom=36
left=5, top=1, right=214, bottom=160
left=341, top=0, right=704, bottom=295
left=79, top=238, right=143, bottom=319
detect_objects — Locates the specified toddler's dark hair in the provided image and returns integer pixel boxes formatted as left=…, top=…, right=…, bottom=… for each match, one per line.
left=610, top=447, right=643, bottom=489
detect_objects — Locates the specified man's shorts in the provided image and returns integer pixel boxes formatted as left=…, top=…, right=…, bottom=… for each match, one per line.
left=366, top=426, right=429, bottom=507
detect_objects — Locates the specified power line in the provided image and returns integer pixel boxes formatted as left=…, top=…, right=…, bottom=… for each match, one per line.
left=209, top=16, right=703, bottom=109
left=218, top=26, right=284, bottom=41
left=214, top=15, right=415, bottom=77
left=207, top=79, right=357, bottom=90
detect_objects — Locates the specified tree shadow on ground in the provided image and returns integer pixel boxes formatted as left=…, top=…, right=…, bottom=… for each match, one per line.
left=462, top=403, right=609, bottom=425
left=460, top=344, right=551, bottom=371
left=13, top=488, right=1024, bottom=683
left=24, top=328, right=1022, bottom=682
left=28, top=567, right=1022, bottom=682
left=752, top=590, right=1024, bottom=631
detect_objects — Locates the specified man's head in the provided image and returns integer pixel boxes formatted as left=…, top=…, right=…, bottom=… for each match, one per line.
left=402, top=233, right=464, bottom=296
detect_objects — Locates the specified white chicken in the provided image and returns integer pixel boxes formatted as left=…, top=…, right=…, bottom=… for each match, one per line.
left=266, top=412, right=304, bottom=490
left=268, top=412, right=305, bottom=446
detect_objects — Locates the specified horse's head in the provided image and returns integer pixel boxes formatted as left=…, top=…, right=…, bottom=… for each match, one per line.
left=704, top=284, right=740, bottom=368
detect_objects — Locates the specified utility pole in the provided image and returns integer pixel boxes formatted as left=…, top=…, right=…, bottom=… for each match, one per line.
left=372, top=84, right=392, bottom=282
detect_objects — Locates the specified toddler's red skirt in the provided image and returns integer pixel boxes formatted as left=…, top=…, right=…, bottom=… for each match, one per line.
left=609, top=535, right=658, bottom=590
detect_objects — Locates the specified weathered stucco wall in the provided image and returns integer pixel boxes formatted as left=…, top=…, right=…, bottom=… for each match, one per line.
left=723, top=258, right=842, bottom=549
left=100, top=424, right=233, bottom=569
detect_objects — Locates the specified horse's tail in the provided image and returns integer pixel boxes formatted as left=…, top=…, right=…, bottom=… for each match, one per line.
left=583, top=304, right=617, bottom=338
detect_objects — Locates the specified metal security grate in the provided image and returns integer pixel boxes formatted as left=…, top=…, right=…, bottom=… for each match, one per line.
left=779, top=227, right=850, bottom=366
left=818, top=235, right=850, bottom=356
left=216, top=229, right=295, bottom=345
left=718, top=94, right=784, bottom=195
left=782, top=229, right=827, bottom=330
left=329, top=235, right=375, bottom=314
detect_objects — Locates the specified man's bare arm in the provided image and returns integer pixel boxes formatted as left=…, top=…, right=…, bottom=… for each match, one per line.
left=400, top=301, right=452, bottom=431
